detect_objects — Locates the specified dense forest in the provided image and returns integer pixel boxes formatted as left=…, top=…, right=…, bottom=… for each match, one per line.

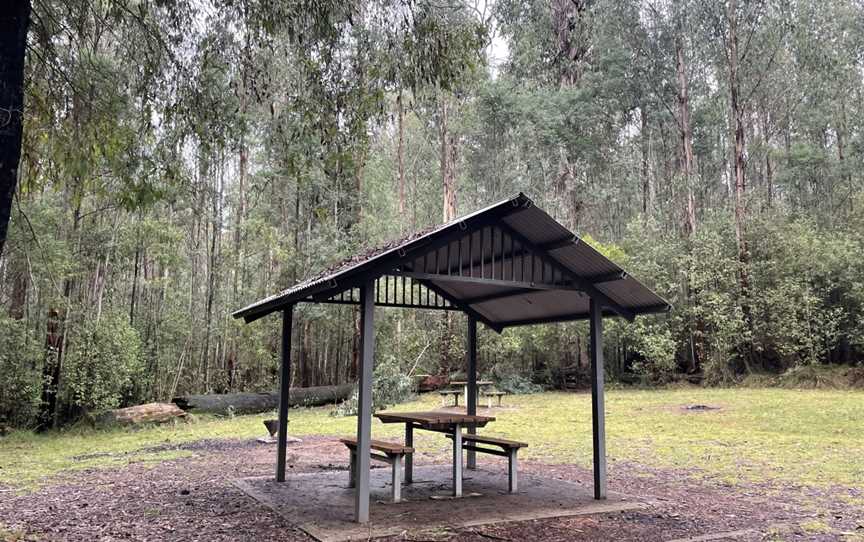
left=1, top=0, right=863, bottom=428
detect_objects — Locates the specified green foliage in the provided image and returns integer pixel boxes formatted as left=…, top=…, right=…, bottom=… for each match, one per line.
left=493, top=373, right=543, bottom=395
left=62, top=314, right=144, bottom=413
left=4, top=0, right=864, bottom=430
left=629, top=320, right=677, bottom=382
left=0, top=315, right=43, bottom=427
left=332, top=356, right=415, bottom=416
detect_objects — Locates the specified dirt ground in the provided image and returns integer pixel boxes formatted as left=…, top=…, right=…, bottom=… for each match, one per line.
left=1, top=436, right=862, bottom=541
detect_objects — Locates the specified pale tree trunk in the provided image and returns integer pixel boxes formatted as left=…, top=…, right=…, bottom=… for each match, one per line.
left=95, top=210, right=119, bottom=323
left=229, top=28, right=250, bottom=391
left=551, top=0, right=589, bottom=88
left=676, top=31, right=702, bottom=374
left=550, top=0, right=589, bottom=230
left=129, top=224, right=141, bottom=325
left=837, top=97, right=851, bottom=212
left=438, top=91, right=458, bottom=373
left=301, top=319, right=312, bottom=387
left=439, top=94, right=457, bottom=223
left=397, top=91, right=406, bottom=230
left=676, top=35, right=697, bottom=236
left=201, top=149, right=224, bottom=393
left=759, top=110, right=773, bottom=208
left=639, top=106, right=653, bottom=217
left=727, top=0, right=754, bottom=371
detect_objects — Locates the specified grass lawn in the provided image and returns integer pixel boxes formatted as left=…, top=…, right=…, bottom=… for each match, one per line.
left=2, top=387, right=863, bottom=490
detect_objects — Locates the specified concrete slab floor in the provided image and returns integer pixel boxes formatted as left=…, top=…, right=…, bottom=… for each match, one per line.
left=234, top=465, right=644, bottom=542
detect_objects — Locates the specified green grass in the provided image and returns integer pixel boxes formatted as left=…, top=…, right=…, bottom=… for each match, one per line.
left=2, top=388, right=863, bottom=490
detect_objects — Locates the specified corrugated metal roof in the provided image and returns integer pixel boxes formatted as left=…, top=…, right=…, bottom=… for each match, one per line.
left=233, top=193, right=671, bottom=328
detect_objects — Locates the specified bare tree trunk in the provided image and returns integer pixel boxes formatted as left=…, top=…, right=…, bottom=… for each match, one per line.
left=760, top=111, right=773, bottom=208
left=676, top=35, right=697, bottom=236
left=350, top=309, right=359, bottom=381
left=129, top=230, right=141, bottom=325
left=639, top=106, right=652, bottom=217
left=301, top=319, right=312, bottom=387
left=727, top=0, right=754, bottom=371
left=8, top=251, right=28, bottom=319
left=39, top=308, right=63, bottom=429
left=201, top=150, right=224, bottom=393
left=397, top=90, right=406, bottom=230
left=551, top=0, right=589, bottom=88
left=439, top=94, right=457, bottom=223
left=674, top=24, right=704, bottom=374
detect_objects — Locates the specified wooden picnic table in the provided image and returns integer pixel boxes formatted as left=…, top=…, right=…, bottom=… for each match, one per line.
left=375, top=411, right=495, bottom=497
left=449, top=380, right=494, bottom=406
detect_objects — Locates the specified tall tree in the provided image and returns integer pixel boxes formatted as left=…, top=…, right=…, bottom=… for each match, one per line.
left=0, top=0, right=31, bottom=259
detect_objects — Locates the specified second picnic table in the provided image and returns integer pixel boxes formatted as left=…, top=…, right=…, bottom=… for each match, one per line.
left=449, top=380, right=494, bottom=406
left=374, top=410, right=495, bottom=497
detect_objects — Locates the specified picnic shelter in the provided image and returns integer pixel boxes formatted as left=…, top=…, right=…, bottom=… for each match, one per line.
left=232, top=193, right=671, bottom=525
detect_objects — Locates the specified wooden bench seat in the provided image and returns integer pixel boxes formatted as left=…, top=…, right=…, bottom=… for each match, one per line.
left=482, top=390, right=507, bottom=408
left=447, top=433, right=527, bottom=492
left=340, top=438, right=413, bottom=503
left=438, top=389, right=461, bottom=407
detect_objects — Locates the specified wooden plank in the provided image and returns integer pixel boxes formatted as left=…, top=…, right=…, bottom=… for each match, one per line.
left=460, top=433, right=528, bottom=448
left=340, top=438, right=414, bottom=455
left=375, top=411, right=495, bottom=428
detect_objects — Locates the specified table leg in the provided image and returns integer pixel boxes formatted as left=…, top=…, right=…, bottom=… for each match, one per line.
left=391, top=454, right=402, bottom=503
left=404, top=423, right=413, bottom=484
left=467, top=424, right=476, bottom=470
left=463, top=384, right=468, bottom=408
left=452, top=423, right=463, bottom=497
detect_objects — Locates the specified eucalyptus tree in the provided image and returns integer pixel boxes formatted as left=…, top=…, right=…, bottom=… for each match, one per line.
left=0, top=0, right=32, bottom=260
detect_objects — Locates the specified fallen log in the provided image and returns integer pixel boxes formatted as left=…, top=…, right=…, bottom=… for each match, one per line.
left=100, top=402, right=187, bottom=426
left=172, top=384, right=354, bottom=415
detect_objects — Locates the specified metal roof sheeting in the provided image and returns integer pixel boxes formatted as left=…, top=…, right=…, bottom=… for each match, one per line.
left=233, top=193, right=671, bottom=327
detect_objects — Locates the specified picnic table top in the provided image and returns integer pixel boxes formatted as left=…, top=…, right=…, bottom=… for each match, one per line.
left=375, top=410, right=495, bottom=430
left=449, top=380, right=494, bottom=386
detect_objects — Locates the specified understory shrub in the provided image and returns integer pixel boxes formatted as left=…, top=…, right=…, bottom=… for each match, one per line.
left=62, top=313, right=144, bottom=414
left=0, top=315, right=42, bottom=427
left=332, top=357, right=414, bottom=416
left=491, top=371, right=543, bottom=394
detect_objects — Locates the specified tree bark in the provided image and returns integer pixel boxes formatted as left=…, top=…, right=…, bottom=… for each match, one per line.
left=439, top=94, right=457, bottom=223
left=727, top=0, right=754, bottom=370
left=0, top=0, right=31, bottom=259
left=39, top=307, right=63, bottom=430
left=8, top=251, right=28, bottom=319
left=552, top=0, right=590, bottom=87
left=639, top=106, right=652, bottom=216
left=397, top=90, right=406, bottom=230
left=100, top=402, right=187, bottom=426
left=172, top=384, right=354, bottom=415
left=676, top=34, right=697, bottom=236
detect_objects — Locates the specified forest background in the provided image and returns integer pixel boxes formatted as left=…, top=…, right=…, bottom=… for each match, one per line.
left=1, top=0, right=863, bottom=428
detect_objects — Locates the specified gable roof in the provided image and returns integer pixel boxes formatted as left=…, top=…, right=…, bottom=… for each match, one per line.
left=233, top=193, right=671, bottom=329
